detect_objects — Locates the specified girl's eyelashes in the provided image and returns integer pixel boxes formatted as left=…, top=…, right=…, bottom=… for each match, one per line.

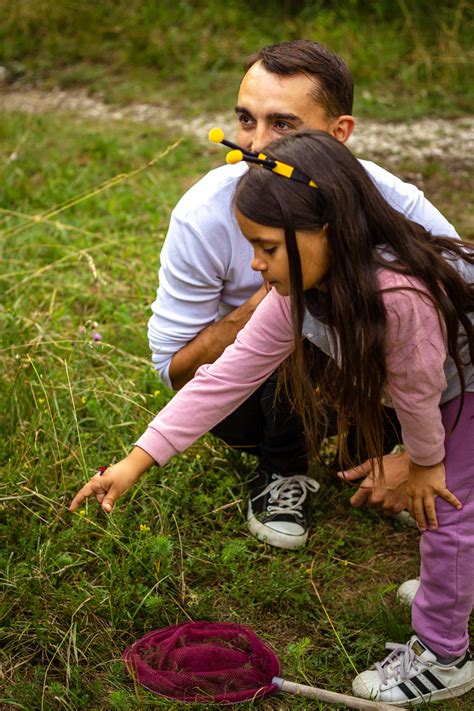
left=263, top=246, right=277, bottom=254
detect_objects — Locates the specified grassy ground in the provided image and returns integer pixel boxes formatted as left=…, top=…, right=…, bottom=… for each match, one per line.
left=1, top=109, right=473, bottom=710
left=0, top=1, right=473, bottom=119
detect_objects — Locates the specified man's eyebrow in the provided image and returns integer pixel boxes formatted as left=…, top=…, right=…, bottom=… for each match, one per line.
left=266, top=111, right=303, bottom=124
left=234, top=105, right=253, bottom=117
left=234, top=106, right=303, bottom=124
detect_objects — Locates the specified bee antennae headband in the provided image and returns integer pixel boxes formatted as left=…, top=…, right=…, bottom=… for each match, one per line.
left=208, top=127, right=317, bottom=189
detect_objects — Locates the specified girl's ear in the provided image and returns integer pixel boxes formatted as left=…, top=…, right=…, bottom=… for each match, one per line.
left=329, top=115, right=355, bottom=144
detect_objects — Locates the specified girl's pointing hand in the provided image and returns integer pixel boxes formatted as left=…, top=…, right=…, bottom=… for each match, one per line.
left=69, top=447, right=155, bottom=514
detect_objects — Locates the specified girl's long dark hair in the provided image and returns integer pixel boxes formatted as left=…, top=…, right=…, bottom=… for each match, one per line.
left=234, top=130, right=474, bottom=470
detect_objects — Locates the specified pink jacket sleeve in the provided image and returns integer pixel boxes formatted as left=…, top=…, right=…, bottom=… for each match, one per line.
left=136, top=289, right=295, bottom=465
left=380, top=271, right=448, bottom=465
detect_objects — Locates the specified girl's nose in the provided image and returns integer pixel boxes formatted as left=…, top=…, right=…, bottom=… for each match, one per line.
left=251, top=255, right=267, bottom=273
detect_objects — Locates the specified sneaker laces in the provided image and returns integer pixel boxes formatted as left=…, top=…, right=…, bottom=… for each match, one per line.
left=374, top=642, right=423, bottom=685
left=253, top=474, right=319, bottom=518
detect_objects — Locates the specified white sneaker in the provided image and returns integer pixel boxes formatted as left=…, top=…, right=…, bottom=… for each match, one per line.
left=397, top=579, right=420, bottom=606
left=392, top=510, right=416, bottom=527
left=352, top=635, right=474, bottom=706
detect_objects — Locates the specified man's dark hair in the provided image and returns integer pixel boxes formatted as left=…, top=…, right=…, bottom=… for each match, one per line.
left=245, top=40, right=354, bottom=119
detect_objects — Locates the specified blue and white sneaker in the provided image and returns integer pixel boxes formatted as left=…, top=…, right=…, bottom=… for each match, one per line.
left=352, top=635, right=474, bottom=706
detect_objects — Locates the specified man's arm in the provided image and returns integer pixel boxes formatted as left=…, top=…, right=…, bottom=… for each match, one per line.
left=169, top=284, right=267, bottom=390
left=338, top=450, right=409, bottom=515
left=360, top=160, right=459, bottom=238
left=148, top=177, right=263, bottom=390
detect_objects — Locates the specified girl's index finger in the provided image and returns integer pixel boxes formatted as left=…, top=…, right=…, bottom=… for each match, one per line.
left=69, top=481, right=96, bottom=511
left=440, top=488, right=463, bottom=510
left=69, top=491, right=85, bottom=512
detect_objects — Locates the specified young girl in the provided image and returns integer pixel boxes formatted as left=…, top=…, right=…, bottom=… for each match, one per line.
left=70, top=131, right=473, bottom=706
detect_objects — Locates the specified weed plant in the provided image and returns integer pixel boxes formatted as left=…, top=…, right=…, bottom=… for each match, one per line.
left=1, top=112, right=473, bottom=709
left=0, top=1, right=473, bottom=118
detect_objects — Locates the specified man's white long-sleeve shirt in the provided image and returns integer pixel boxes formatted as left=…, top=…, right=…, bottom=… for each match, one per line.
left=148, top=161, right=458, bottom=389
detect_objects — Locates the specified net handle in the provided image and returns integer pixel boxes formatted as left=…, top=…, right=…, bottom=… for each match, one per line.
left=274, top=677, right=405, bottom=710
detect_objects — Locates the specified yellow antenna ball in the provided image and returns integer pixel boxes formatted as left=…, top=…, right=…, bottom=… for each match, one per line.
left=208, top=127, right=224, bottom=144
left=226, top=149, right=243, bottom=165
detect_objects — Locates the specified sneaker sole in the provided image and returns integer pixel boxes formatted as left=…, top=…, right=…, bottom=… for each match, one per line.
left=374, top=676, right=474, bottom=706
left=247, top=512, right=308, bottom=549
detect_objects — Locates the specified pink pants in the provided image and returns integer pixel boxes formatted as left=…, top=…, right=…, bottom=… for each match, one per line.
left=412, top=392, right=474, bottom=658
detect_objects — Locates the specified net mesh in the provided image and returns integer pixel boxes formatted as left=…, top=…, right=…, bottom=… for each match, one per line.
left=123, top=620, right=281, bottom=703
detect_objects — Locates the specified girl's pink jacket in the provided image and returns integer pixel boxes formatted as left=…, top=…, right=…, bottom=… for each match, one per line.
left=137, top=270, right=449, bottom=467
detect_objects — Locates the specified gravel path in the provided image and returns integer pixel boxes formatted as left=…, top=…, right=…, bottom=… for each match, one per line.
left=2, top=86, right=473, bottom=167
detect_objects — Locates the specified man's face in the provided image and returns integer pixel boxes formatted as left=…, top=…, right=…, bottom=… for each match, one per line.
left=235, top=61, right=337, bottom=153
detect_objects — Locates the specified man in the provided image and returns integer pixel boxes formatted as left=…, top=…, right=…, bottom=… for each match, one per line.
left=148, top=40, right=458, bottom=549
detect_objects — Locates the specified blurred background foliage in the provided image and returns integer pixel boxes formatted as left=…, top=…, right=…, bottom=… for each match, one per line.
left=0, top=0, right=472, bottom=118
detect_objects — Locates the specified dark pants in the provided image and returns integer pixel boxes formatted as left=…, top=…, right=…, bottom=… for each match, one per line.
left=211, top=369, right=402, bottom=474
left=211, top=370, right=308, bottom=474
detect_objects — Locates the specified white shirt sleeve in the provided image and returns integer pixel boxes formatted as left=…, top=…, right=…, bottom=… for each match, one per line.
left=148, top=210, right=229, bottom=389
left=147, top=164, right=260, bottom=390
left=360, top=160, right=459, bottom=239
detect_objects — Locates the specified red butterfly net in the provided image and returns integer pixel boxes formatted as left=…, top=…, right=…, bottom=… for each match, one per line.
left=123, top=620, right=280, bottom=704
left=124, top=620, right=401, bottom=709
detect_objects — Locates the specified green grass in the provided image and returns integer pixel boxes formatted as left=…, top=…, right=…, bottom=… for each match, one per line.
left=0, top=0, right=473, bottom=119
left=1, top=111, right=473, bottom=710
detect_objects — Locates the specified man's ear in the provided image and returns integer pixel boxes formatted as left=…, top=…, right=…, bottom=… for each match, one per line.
left=330, top=115, right=355, bottom=144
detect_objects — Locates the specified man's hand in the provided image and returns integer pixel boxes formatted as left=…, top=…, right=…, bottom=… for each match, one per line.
left=337, top=450, right=409, bottom=515
left=69, top=447, right=155, bottom=514
left=407, top=459, right=462, bottom=531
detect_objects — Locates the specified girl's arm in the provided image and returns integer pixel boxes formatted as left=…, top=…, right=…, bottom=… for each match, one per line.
left=70, top=289, right=295, bottom=513
left=137, top=288, right=295, bottom=463
left=381, top=271, right=462, bottom=529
